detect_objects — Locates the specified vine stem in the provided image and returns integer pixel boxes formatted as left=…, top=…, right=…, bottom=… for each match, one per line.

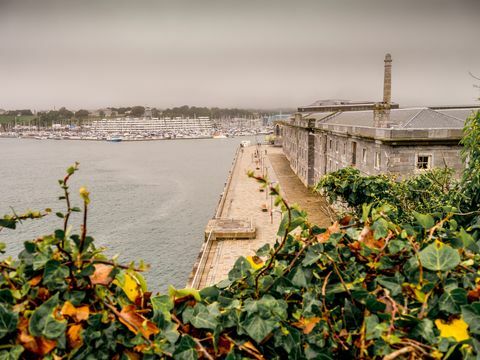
left=79, top=200, right=88, bottom=253
left=253, top=180, right=291, bottom=298
left=171, top=313, right=214, bottom=360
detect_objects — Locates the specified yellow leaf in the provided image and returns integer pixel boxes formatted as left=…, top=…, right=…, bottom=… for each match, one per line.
left=435, top=317, right=470, bottom=342
left=124, top=273, right=140, bottom=302
left=246, top=256, right=264, bottom=271
left=414, top=288, right=426, bottom=303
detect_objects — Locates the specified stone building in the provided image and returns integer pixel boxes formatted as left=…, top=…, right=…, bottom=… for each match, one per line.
left=279, top=54, right=479, bottom=187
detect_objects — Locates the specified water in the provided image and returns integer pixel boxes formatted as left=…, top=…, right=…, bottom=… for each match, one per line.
left=0, top=137, right=256, bottom=292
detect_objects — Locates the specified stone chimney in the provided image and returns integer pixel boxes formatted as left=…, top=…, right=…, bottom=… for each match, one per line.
left=374, top=53, right=392, bottom=128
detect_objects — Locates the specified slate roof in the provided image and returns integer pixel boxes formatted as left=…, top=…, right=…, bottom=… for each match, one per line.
left=308, top=107, right=479, bottom=129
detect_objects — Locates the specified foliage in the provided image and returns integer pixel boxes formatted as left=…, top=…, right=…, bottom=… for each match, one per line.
left=0, top=165, right=479, bottom=359
left=131, top=106, right=146, bottom=117
left=315, top=166, right=455, bottom=223
left=458, top=111, right=480, bottom=215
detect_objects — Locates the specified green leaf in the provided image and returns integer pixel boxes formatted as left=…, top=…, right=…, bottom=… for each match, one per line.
left=228, top=257, right=251, bottom=281
left=439, top=288, right=467, bottom=314
left=29, top=294, right=67, bottom=339
left=412, top=211, right=435, bottom=229
left=302, top=243, right=324, bottom=266
left=458, top=228, right=479, bottom=253
left=377, top=274, right=404, bottom=297
left=241, top=314, right=276, bottom=343
left=0, top=345, right=24, bottom=360
left=0, top=304, right=18, bottom=339
left=43, top=260, right=69, bottom=292
left=151, top=295, right=174, bottom=321
left=418, top=241, right=460, bottom=271
left=182, top=303, right=218, bottom=331
left=168, top=286, right=201, bottom=302
left=461, top=303, right=480, bottom=335
left=173, top=335, right=198, bottom=360
left=0, top=219, right=16, bottom=229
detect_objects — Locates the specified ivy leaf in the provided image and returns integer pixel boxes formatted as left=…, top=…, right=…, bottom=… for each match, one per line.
left=439, top=288, right=467, bottom=314
left=412, top=211, right=435, bottom=229
left=0, top=345, right=24, bottom=360
left=0, top=304, right=18, bottom=339
left=418, top=241, right=460, bottom=271
left=461, top=303, right=480, bottom=334
left=435, top=317, right=470, bottom=342
left=118, top=304, right=159, bottom=338
left=29, top=294, right=67, bottom=339
left=173, top=335, right=198, bottom=360
left=43, top=260, right=69, bottom=291
left=241, top=314, right=276, bottom=343
left=182, top=303, right=218, bottom=331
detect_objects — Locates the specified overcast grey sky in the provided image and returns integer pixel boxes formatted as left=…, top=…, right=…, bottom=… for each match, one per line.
left=0, top=0, right=479, bottom=110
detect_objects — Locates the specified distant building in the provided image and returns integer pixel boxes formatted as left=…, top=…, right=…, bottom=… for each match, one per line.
left=279, top=54, right=479, bottom=187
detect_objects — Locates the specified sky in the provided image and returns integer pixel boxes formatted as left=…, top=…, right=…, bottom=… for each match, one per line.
left=0, top=0, right=479, bottom=110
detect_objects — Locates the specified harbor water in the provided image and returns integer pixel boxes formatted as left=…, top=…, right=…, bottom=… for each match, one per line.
left=0, top=137, right=256, bottom=291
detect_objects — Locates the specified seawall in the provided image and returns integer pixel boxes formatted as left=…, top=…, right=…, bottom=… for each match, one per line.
left=187, top=145, right=331, bottom=289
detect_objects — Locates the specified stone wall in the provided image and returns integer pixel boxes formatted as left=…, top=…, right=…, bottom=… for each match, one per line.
left=280, top=119, right=464, bottom=188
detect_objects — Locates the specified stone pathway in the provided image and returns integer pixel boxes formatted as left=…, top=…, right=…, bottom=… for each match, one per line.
left=267, top=147, right=332, bottom=228
left=188, top=145, right=332, bottom=289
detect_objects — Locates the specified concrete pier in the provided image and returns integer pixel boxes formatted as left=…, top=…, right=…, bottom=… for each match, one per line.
left=187, top=145, right=331, bottom=289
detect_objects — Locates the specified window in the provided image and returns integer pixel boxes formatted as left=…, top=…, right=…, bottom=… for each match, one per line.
left=335, top=141, right=338, bottom=153
left=362, top=148, right=367, bottom=163
left=416, top=154, right=432, bottom=170
left=374, top=151, right=381, bottom=169
left=344, top=142, right=347, bottom=155
left=329, top=139, right=332, bottom=149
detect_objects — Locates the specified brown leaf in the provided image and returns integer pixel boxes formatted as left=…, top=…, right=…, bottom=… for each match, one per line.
left=468, top=286, right=480, bottom=302
left=339, top=215, right=352, bottom=226
left=292, top=317, right=321, bottom=334
left=118, top=305, right=160, bottom=338
left=89, top=263, right=114, bottom=286
left=358, top=225, right=385, bottom=249
left=18, top=317, right=57, bottom=356
left=240, top=341, right=265, bottom=360
left=29, top=275, right=42, bottom=286
left=316, top=222, right=340, bottom=243
left=37, top=287, right=50, bottom=301
left=60, top=301, right=90, bottom=322
left=67, top=324, right=83, bottom=349
left=218, top=335, right=234, bottom=356
left=61, top=301, right=89, bottom=322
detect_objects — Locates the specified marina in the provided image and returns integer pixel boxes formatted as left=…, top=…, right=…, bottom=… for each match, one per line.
left=0, top=116, right=273, bottom=141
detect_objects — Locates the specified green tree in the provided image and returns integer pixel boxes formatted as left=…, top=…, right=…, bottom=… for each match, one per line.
left=75, top=109, right=89, bottom=118
left=130, top=106, right=145, bottom=117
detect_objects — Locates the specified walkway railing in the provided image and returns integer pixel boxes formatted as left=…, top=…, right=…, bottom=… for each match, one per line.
left=189, top=229, right=215, bottom=289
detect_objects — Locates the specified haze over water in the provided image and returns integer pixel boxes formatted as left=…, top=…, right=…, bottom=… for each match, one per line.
left=0, top=137, right=253, bottom=291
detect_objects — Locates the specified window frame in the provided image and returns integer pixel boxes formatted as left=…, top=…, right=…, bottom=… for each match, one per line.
left=415, top=153, right=433, bottom=171
left=374, top=151, right=381, bottom=170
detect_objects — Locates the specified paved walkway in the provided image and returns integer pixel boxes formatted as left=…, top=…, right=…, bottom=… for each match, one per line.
left=267, top=147, right=332, bottom=228
left=188, top=145, right=332, bottom=288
